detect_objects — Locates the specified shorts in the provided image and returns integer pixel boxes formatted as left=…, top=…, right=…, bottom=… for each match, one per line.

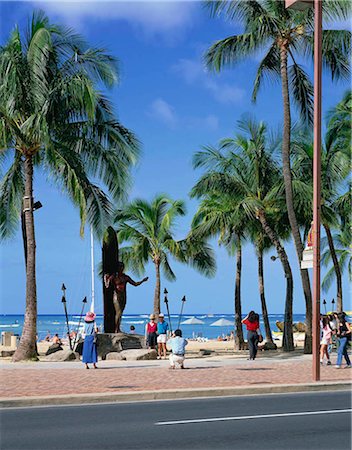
left=157, top=334, right=167, bottom=344
left=321, top=339, right=329, bottom=345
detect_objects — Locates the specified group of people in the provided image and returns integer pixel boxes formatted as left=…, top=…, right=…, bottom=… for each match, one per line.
left=78, top=308, right=351, bottom=370
left=145, top=313, right=188, bottom=368
left=320, top=312, right=351, bottom=368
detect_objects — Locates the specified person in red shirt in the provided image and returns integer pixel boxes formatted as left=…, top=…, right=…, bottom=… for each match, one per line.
left=242, top=311, right=261, bottom=360
left=145, top=314, right=158, bottom=349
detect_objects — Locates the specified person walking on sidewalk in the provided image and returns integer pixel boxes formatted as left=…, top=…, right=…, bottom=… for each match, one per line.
left=145, top=314, right=157, bottom=349
left=320, top=316, right=332, bottom=365
left=169, top=329, right=188, bottom=369
left=82, top=312, right=98, bottom=370
left=242, top=311, right=261, bottom=360
left=157, top=313, right=169, bottom=359
left=335, top=313, right=351, bottom=369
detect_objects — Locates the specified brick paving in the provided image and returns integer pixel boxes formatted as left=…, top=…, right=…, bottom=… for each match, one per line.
left=1, top=358, right=351, bottom=398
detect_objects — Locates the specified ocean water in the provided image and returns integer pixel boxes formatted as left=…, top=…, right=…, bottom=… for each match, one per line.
left=0, top=313, right=308, bottom=341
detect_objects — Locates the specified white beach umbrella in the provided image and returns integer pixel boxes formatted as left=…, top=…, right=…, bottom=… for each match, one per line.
left=210, top=318, right=233, bottom=327
left=181, top=316, right=205, bottom=325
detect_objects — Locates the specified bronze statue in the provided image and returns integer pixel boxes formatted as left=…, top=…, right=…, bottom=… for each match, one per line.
left=104, top=262, right=148, bottom=333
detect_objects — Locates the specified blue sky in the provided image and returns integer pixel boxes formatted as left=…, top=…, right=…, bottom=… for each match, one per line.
left=0, top=1, right=350, bottom=316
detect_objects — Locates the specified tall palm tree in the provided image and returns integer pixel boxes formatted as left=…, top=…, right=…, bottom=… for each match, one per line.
left=192, top=117, right=294, bottom=351
left=0, top=12, right=139, bottom=361
left=249, top=226, right=276, bottom=349
left=322, top=225, right=352, bottom=298
left=291, top=98, right=350, bottom=312
left=116, top=195, right=216, bottom=314
left=191, top=193, right=247, bottom=350
left=204, top=0, right=351, bottom=353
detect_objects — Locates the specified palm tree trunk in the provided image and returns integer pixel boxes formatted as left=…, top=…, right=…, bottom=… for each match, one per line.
left=324, top=224, right=343, bottom=312
left=234, top=233, right=244, bottom=350
left=280, top=45, right=312, bottom=354
left=13, top=156, right=38, bottom=361
left=257, top=246, right=276, bottom=348
left=153, top=260, right=161, bottom=315
left=257, top=211, right=294, bottom=352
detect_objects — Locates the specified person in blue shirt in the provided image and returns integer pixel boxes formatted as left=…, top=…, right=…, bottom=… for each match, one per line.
left=168, top=329, right=188, bottom=369
left=157, top=313, right=169, bottom=359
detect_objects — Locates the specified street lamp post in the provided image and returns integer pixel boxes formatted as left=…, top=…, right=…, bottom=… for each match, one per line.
left=286, top=0, right=322, bottom=381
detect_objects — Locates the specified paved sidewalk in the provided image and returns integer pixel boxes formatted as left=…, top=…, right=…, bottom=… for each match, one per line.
left=1, top=354, right=351, bottom=399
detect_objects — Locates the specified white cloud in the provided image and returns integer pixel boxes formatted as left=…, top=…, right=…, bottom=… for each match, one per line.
left=147, top=98, right=219, bottom=131
left=172, top=58, right=245, bottom=104
left=148, top=98, right=177, bottom=126
left=32, top=0, right=196, bottom=37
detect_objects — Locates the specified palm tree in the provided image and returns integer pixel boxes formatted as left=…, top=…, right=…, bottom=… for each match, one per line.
left=204, top=0, right=351, bottom=353
left=249, top=226, right=277, bottom=349
left=322, top=225, right=352, bottom=299
left=191, top=193, right=247, bottom=350
left=191, top=117, right=294, bottom=351
left=291, top=96, right=350, bottom=312
left=116, top=195, right=216, bottom=314
left=0, top=12, right=139, bottom=361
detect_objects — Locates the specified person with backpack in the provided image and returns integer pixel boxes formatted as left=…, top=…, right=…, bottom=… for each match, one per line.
left=242, top=311, right=262, bottom=360
left=335, top=313, right=351, bottom=369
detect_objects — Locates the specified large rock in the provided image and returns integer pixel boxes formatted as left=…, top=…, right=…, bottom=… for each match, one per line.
left=106, top=352, right=124, bottom=361
left=120, top=349, right=157, bottom=361
left=262, top=342, right=278, bottom=350
left=43, top=350, right=80, bottom=362
left=45, top=343, right=63, bottom=356
left=96, top=333, right=145, bottom=360
left=0, top=350, right=15, bottom=358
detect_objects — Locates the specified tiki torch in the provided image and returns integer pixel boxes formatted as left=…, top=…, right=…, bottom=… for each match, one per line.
left=177, top=296, right=186, bottom=329
left=61, top=283, right=72, bottom=350
left=323, top=299, right=327, bottom=314
left=73, top=296, right=87, bottom=348
left=163, top=288, right=172, bottom=334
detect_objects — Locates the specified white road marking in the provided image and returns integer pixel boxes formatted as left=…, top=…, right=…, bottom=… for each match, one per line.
left=156, top=408, right=352, bottom=426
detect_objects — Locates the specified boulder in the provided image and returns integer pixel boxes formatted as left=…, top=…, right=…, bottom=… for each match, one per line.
left=120, top=349, right=157, bottom=361
left=43, top=350, right=80, bottom=362
left=45, top=343, right=63, bottom=356
left=106, top=352, right=125, bottom=361
left=262, top=342, right=278, bottom=350
left=96, top=333, right=145, bottom=360
left=0, top=350, right=15, bottom=358
left=198, top=349, right=213, bottom=356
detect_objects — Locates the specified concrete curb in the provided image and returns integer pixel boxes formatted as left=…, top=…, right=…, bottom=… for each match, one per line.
left=1, top=381, right=351, bottom=408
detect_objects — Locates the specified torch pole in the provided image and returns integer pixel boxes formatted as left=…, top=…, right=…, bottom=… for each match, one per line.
left=163, top=288, right=172, bottom=334
left=73, top=296, right=87, bottom=349
left=61, top=284, right=72, bottom=351
left=177, top=296, right=186, bottom=329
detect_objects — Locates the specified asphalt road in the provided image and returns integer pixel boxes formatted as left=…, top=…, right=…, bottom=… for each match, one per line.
left=1, top=391, right=351, bottom=450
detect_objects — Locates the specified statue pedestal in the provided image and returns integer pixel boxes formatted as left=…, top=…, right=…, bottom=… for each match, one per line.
left=96, top=333, right=145, bottom=360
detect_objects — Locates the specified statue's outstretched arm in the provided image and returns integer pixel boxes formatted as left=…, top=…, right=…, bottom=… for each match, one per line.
left=127, top=276, right=149, bottom=287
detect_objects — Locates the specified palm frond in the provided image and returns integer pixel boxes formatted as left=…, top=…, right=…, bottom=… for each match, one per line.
left=0, top=152, right=24, bottom=239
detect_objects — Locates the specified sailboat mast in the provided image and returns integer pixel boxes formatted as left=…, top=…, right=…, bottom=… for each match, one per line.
left=90, top=226, right=95, bottom=313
